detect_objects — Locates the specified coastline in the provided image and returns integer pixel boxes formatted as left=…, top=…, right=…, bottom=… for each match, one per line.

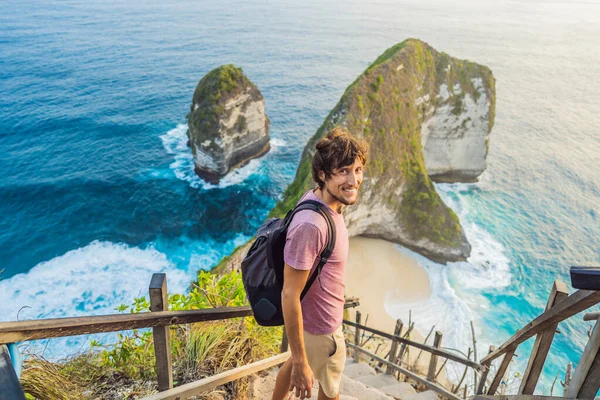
left=345, top=237, right=452, bottom=384
left=345, top=236, right=431, bottom=334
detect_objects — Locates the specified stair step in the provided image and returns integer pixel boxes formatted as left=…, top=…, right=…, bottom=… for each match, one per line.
left=343, top=361, right=377, bottom=379
left=402, top=389, right=439, bottom=400
left=354, top=373, right=399, bottom=389
left=378, top=381, right=418, bottom=399
left=251, top=360, right=433, bottom=400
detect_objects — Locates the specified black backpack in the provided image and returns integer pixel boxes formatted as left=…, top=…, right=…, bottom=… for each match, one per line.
left=241, top=200, right=336, bottom=326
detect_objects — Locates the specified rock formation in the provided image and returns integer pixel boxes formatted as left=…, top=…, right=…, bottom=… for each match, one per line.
left=267, top=39, right=495, bottom=263
left=420, top=61, right=495, bottom=182
left=214, top=39, right=495, bottom=268
left=187, top=65, right=270, bottom=183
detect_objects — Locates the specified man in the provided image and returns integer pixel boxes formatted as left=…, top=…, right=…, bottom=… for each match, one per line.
left=272, top=127, right=369, bottom=400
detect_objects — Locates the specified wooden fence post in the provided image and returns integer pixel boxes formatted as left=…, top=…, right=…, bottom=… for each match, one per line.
left=354, top=311, right=361, bottom=363
left=427, top=331, right=443, bottom=381
left=386, top=319, right=403, bottom=375
left=149, top=273, right=173, bottom=392
left=477, top=346, right=495, bottom=395
left=562, top=362, right=572, bottom=396
left=519, top=280, right=569, bottom=394
left=0, top=345, right=25, bottom=400
left=487, top=348, right=515, bottom=395
left=566, top=316, right=600, bottom=398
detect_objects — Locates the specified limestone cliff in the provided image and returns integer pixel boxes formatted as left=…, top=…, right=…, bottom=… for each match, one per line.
left=268, top=39, right=495, bottom=263
left=420, top=57, right=495, bottom=182
left=213, top=39, right=495, bottom=270
left=187, top=65, right=270, bottom=183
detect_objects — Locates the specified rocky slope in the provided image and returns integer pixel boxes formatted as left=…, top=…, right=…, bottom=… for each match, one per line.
left=187, top=65, right=270, bottom=183
left=213, top=39, right=495, bottom=269
left=267, top=39, right=495, bottom=263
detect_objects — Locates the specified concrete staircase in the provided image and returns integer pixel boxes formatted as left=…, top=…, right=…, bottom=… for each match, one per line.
left=251, top=359, right=439, bottom=400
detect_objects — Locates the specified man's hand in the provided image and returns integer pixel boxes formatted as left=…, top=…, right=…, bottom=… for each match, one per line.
left=289, top=359, right=314, bottom=399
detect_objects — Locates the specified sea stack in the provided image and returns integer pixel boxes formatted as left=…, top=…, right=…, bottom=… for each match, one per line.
left=212, top=39, right=496, bottom=272
left=187, top=65, right=270, bottom=183
left=268, top=39, right=495, bottom=263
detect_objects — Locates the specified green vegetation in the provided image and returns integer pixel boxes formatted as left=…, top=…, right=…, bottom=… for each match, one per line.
left=21, top=270, right=282, bottom=400
left=235, top=114, right=247, bottom=131
left=213, top=38, right=494, bottom=270
left=452, top=96, right=463, bottom=115
left=267, top=39, right=475, bottom=250
left=187, top=64, right=255, bottom=143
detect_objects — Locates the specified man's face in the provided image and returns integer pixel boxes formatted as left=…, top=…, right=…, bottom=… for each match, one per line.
left=321, top=158, right=365, bottom=206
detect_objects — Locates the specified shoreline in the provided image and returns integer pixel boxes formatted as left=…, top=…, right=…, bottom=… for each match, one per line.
left=345, top=237, right=452, bottom=385
left=345, top=237, right=431, bottom=334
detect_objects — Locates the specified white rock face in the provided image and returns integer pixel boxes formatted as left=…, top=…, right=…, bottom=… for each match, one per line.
left=420, top=78, right=493, bottom=182
left=187, top=69, right=270, bottom=183
left=344, top=189, right=470, bottom=262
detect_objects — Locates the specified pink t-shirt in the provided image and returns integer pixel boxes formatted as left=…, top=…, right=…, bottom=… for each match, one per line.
left=283, top=189, right=349, bottom=335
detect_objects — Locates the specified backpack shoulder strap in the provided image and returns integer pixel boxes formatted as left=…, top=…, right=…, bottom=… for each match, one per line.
left=284, top=200, right=336, bottom=300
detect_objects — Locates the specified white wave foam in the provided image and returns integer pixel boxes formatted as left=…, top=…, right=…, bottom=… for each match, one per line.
left=384, top=182, right=512, bottom=382
left=385, top=247, right=478, bottom=355
left=436, top=182, right=512, bottom=290
left=0, top=241, right=191, bottom=357
left=159, top=124, right=263, bottom=189
left=269, top=138, right=287, bottom=152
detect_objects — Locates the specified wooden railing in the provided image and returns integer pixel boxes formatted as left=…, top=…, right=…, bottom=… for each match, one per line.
left=343, top=311, right=483, bottom=400
left=0, top=273, right=360, bottom=400
left=5, top=274, right=598, bottom=399
left=476, top=280, right=600, bottom=398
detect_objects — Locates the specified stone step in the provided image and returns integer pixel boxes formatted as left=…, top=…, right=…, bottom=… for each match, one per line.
left=250, top=360, right=433, bottom=400
left=344, top=361, right=421, bottom=400
left=250, top=367, right=394, bottom=400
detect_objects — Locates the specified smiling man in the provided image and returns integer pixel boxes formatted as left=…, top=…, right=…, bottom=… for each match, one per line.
left=272, top=127, right=369, bottom=400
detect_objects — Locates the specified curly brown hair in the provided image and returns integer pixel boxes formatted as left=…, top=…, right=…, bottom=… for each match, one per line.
left=311, top=127, right=369, bottom=190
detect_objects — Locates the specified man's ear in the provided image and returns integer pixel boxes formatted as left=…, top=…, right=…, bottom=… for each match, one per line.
left=318, top=170, right=326, bottom=183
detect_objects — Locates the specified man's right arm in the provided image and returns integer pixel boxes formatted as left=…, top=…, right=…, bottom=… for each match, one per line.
left=282, top=262, right=314, bottom=398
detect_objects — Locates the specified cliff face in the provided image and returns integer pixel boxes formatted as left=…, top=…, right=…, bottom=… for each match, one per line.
left=187, top=65, right=270, bottom=183
left=420, top=61, right=495, bottom=182
left=268, top=39, right=495, bottom=263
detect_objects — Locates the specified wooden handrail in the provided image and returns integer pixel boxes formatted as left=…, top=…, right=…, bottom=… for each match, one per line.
left=481, top=289, right=600, bottom=364
left=343, top=319, right=482, bottom=370
left=347, top=343, right=462, bottom=400
left=583, top=312, right=600, bottom=321
left=140, top=352, right=291, bottom=400
left=0, top=307, right=253, bottom=344
left=0, top=299, right=361, bottom=344
left=518, top=281, right=569, bottom=395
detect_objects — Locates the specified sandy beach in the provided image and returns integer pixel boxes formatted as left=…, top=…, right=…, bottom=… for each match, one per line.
left=344, top=237, right=453, bottom=385
left=345, top=237, right=431, bottom=334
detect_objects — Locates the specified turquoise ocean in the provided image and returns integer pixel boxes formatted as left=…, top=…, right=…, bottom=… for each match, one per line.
left=1, top=0, right=599, bottom=393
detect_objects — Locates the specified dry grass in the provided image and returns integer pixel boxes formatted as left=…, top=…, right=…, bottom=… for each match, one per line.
left=20, top=271, right=283, bottom=400
left=21, top=354, right=90, bottom=400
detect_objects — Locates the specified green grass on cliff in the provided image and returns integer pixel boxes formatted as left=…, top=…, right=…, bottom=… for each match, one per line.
left=214, top=39, right=494, bottom=269
left=269, top=39, right=478, bottom=249
left=187, top=64, right=252, bottom=144
left=21, top=270, right=282, bottom=400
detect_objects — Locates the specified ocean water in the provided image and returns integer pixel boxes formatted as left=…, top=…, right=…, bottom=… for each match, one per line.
left=1, top=0, right=599, bottom=393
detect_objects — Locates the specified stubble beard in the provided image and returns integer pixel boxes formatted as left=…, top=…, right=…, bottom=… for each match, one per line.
left=326, top=185, right=358, bottom=206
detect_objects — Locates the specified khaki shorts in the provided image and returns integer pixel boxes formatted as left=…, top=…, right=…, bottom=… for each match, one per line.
left=304, top=325, right=346, bottom=398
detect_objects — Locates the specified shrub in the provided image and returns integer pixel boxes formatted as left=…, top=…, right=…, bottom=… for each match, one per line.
left=22, top=270, right=282, bottom=400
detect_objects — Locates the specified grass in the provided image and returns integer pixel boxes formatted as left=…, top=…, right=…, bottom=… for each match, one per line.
left=187, top=64, right=256, bottom=145
left=21, top=270, right=283, bottom=400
